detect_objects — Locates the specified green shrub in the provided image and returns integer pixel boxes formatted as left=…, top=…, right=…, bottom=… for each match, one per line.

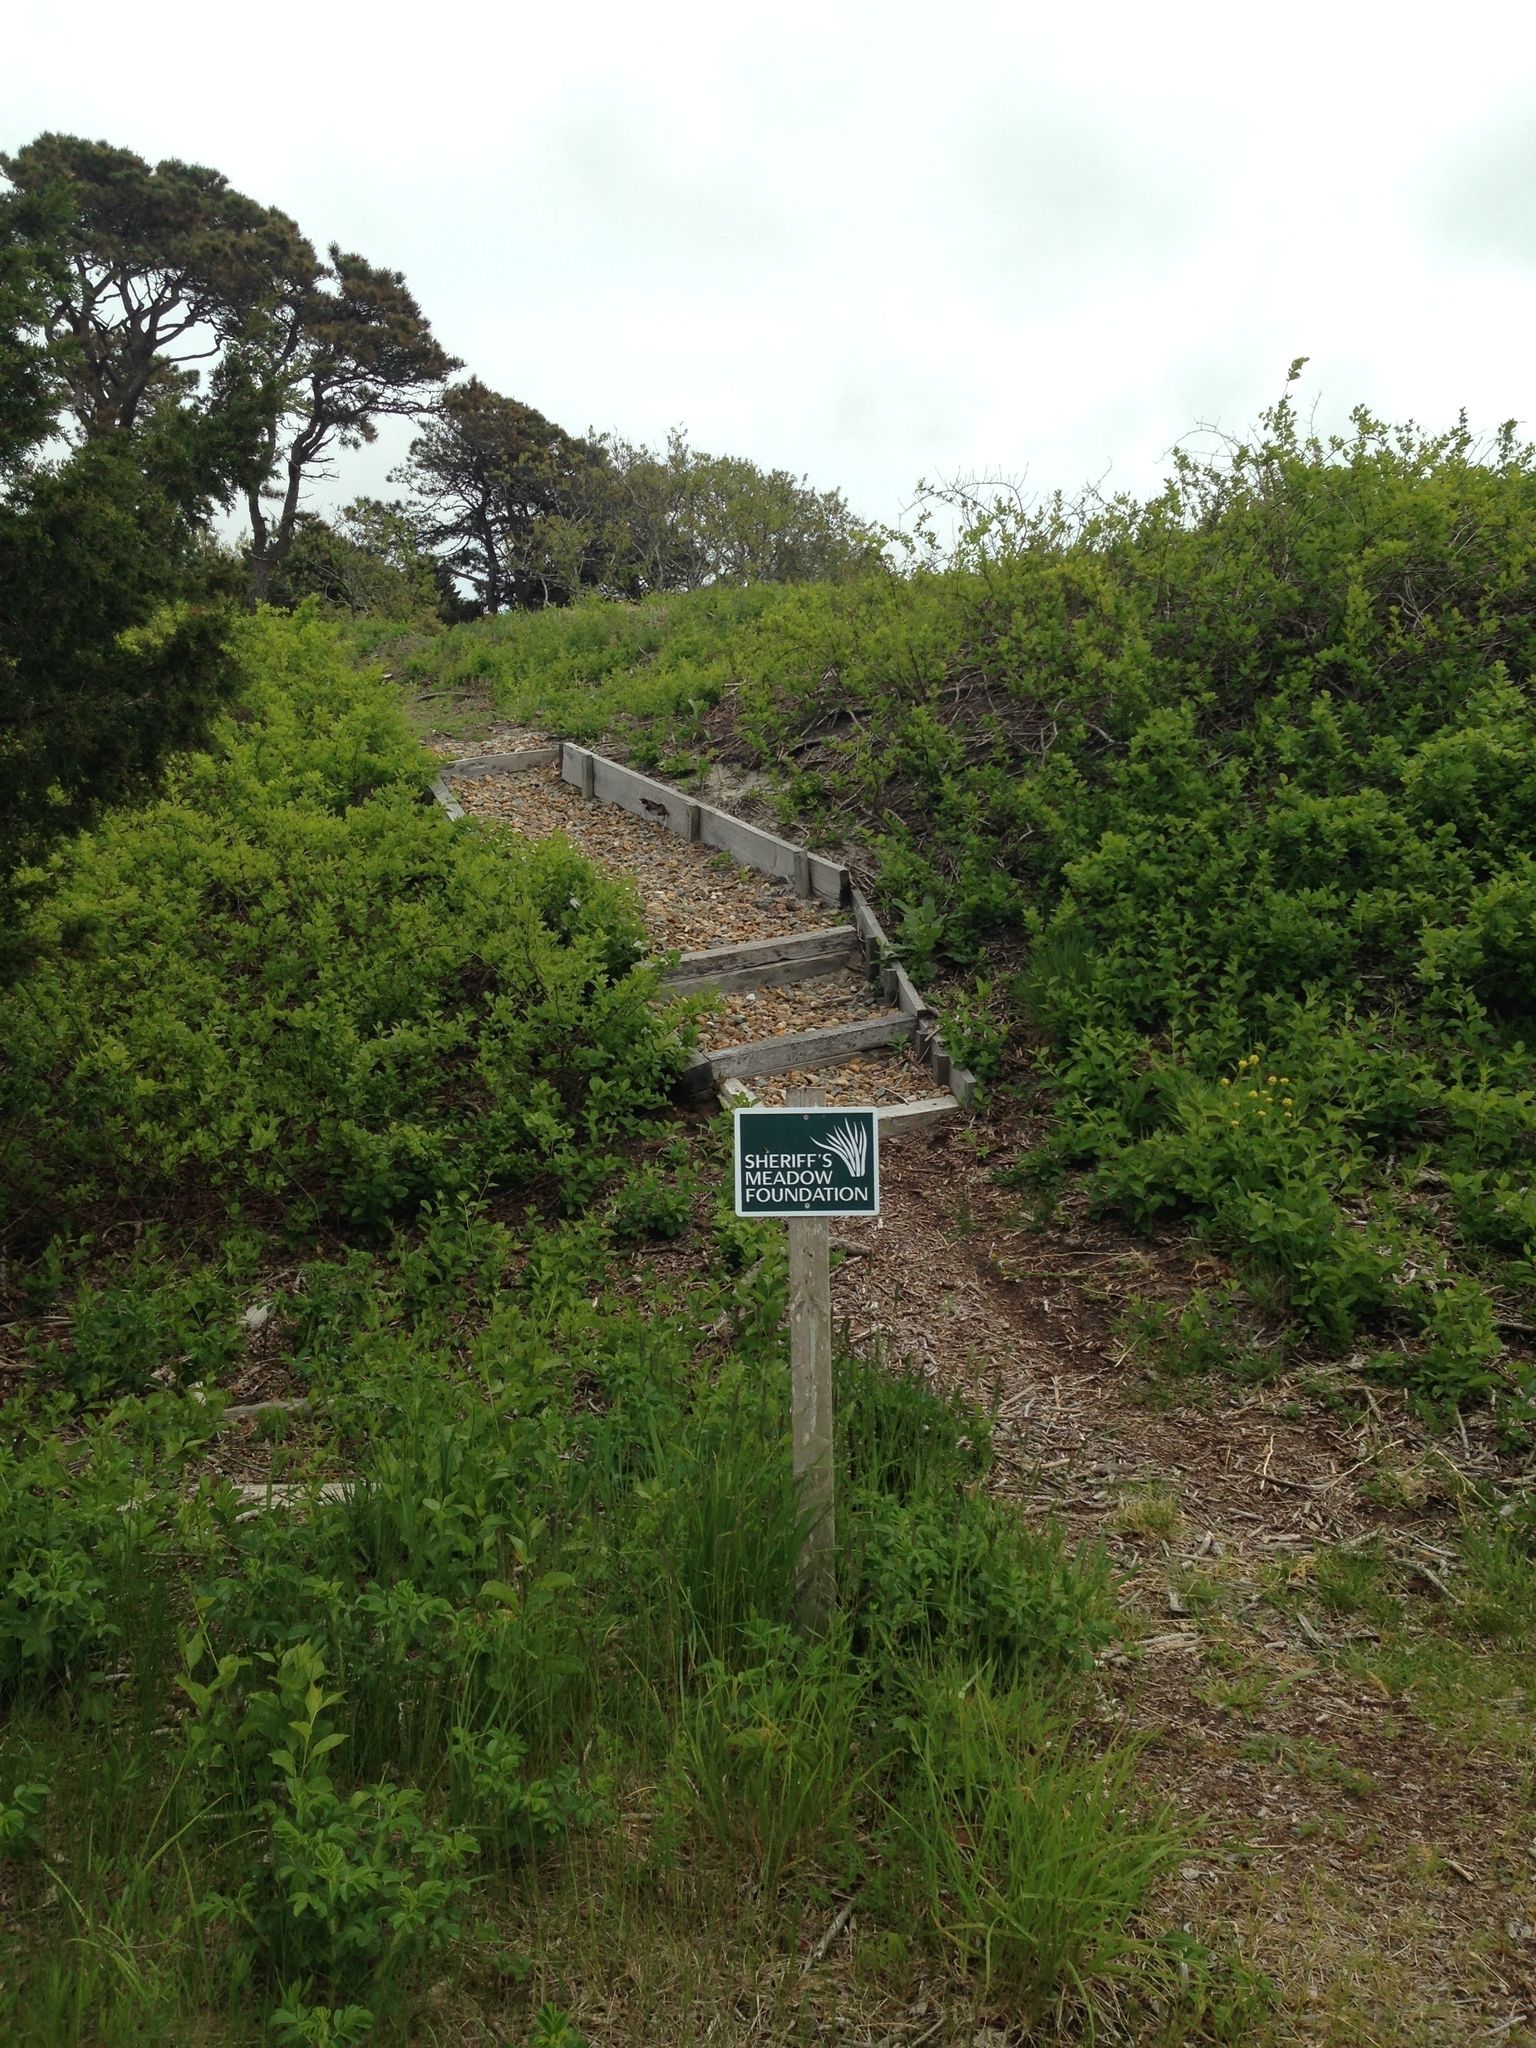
left=0, top=611, right=690, bottom=1233
left=189, top=1642, right=477, bottom=2001
left=22, top=1237, right=251, bottom=1402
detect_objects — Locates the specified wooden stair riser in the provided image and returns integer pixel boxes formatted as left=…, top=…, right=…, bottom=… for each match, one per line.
left=664, top=949, right=863, bottom=999
left=676, top=1013, right=917, bottom=1102
left=670, top=926, right=860, bottom=976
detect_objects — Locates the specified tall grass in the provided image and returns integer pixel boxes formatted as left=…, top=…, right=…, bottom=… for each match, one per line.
left=0, top=1208, right=1189, bottom=2043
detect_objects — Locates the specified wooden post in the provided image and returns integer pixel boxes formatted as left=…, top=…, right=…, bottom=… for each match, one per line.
left=787, top=1085, right=835, bottom=1632
left=579, top=749, right=596, bottom=800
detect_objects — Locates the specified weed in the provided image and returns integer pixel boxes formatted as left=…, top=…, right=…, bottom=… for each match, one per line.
left=1454, top=1516, right=1536, bottom=1640
left=607, top=1160, right=694, bottom=1246
left=665, top=1620, right=864, bottom=1891
left=0, top=1776, right=48, bottom=1858
left=1310, top=1541, right=1399, bottom=1626
left=1111, top=1483, right=1182, bottom=1543
left=1237, top=1732, right=1375, bottom=1801
left=1118, top=1287, right=1281, bottom=1386
left=880, top=1669, right=1182, bottom=2010
left=524, top=2006, right=589, bottom=2048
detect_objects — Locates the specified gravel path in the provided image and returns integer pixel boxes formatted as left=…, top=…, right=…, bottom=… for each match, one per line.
left=449, top=765, right=844, bottom=955
left=450, top=766, right=938, bottom=1093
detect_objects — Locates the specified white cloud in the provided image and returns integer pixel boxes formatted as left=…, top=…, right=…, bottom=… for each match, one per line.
left=7, top=0, right=1536, bottom=530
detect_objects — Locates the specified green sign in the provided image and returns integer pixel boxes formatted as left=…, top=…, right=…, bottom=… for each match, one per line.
left=733, top=1106, right=880, bottom=1218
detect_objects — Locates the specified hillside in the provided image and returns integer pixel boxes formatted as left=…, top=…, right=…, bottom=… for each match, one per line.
left=1, top=398, right=1534, bottom=2046
left=0, top=616, right=1190, bottom=2047
left=393, top=397, right=1536, bottom=1410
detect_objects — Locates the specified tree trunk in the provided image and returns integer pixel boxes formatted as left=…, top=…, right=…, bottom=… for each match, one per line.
left=246, top=488, right=273, bottom=602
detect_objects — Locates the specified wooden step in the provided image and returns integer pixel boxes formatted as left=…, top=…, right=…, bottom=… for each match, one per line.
left=662, top=925, right=864, bottom=998
left=718, top=1075, right=960, bottom=1139
left=561, top=745, right=849, bottom=905
left=675, top=1012, right=916, bottom=1101
left=666, top=926, right=860, bottom=977
left=665, top=947, right=862, bottom=999
left=446, top=747, right=562, bottom=776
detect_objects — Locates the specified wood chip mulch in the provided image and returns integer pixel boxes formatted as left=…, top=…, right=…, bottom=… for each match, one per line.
left=733, top=1046, right=943, bottom=1107
left=448, top=765, right=845, bottom=955
left=695, top=977, right=891, bottom=1053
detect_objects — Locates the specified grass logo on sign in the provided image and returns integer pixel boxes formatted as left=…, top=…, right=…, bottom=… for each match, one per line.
left=733, top=1106, right=880, bottom=1217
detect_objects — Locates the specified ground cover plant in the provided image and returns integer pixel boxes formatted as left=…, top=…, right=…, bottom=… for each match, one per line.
left=0, top=613, right=1203, bottom=2044
left=391, top=387, right=1536, bottom=1420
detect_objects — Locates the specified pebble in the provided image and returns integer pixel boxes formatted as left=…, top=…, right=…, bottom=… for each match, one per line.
left=697, top=977, right=888, bottom=1052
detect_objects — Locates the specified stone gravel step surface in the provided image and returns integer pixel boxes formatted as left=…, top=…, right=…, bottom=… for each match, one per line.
left=449, top=761, right=959, bottom=1113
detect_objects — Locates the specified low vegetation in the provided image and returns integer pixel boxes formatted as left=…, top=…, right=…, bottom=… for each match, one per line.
left=0, top=620, right=1212, bottom=2045
left=346, top=398, right=1536, bottom=2040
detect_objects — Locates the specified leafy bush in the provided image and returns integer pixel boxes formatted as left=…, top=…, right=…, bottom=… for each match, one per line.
left=21, top=1233, right=256, bottom=1402
left=188, top=1643, right=477, bottom=1999
left=0, top=610, right=689, bottom=1234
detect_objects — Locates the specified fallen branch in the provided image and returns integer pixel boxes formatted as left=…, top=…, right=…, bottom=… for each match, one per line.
left=802, top=1896, right=856, bottom=1973
left=219, top=1396, right=314, bottom=1426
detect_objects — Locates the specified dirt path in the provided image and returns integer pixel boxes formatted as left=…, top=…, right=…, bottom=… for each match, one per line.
left=827, top=1117, right=1536, bottom=2046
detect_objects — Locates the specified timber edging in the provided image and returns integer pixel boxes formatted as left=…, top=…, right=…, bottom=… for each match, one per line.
left=431, top=742, right=979, bottom=1112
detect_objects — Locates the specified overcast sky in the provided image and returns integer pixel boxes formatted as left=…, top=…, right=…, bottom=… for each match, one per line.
left=7, top=0, right=1536, bottom=534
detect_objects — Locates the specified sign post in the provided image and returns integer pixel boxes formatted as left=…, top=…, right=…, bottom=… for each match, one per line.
left=734, top=1089, right=880, bottom=1633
